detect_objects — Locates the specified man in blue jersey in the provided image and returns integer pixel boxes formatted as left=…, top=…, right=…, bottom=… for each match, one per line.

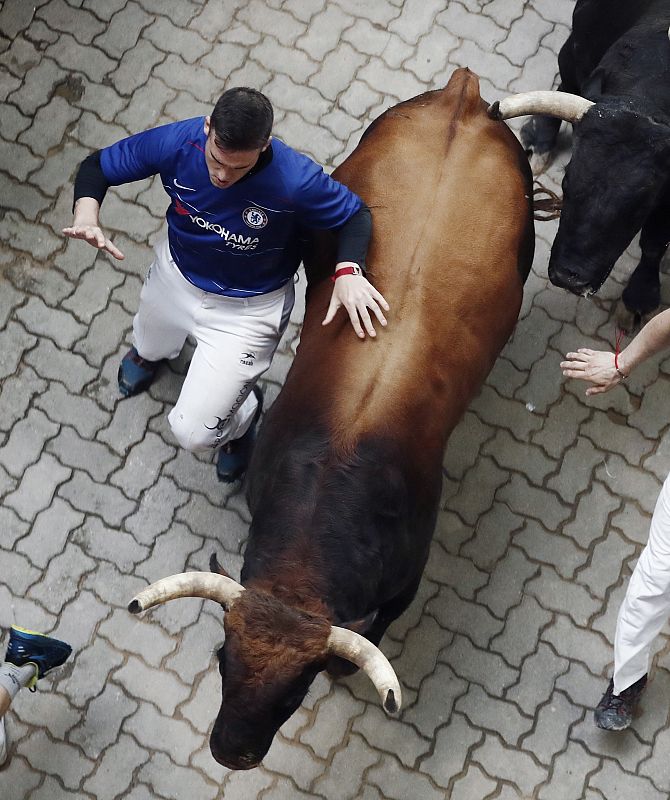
left=63, top=88, right=388, bottom=482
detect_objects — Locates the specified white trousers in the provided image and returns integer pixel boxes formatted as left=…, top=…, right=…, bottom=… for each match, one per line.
left=133, top=238, right=294, bottom=452
left=613, top=469, right=670, bottom=694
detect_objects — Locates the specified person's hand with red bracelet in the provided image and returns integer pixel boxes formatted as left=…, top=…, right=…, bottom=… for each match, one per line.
left=560, top=348, right=627, bottom=396
left=322, top=262, right=390, bottom=339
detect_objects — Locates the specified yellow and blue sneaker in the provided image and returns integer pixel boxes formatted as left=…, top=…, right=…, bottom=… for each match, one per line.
left=5, top=626, right=72, bottom=691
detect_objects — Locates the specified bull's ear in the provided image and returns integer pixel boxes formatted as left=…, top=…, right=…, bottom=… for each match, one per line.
left=209, top=552, right=233, bottom=579
left=339, top=609, right=378, bottom=636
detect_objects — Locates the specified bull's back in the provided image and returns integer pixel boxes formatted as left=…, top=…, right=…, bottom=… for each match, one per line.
left=281, top=69, right=532, bottom=459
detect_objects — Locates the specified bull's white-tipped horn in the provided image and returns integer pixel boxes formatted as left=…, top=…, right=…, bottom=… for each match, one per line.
left=488, top=91, right=595, bottom=123
left=128, top=571, right=245, bottom=614
left=327, top=626, right=402, bottom=714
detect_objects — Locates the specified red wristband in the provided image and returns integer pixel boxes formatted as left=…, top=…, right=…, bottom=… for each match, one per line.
left=331, top=264, right=363, bottom=282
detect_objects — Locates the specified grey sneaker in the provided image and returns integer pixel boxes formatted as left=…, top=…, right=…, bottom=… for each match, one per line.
left=594, top=674, right=647, bottom=731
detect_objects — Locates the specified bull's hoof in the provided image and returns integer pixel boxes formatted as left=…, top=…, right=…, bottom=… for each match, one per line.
left=614, top=300, right=653, bottom=334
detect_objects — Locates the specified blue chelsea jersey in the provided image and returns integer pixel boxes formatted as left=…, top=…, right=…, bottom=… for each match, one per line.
left=99, top=117, right=362, bottom=297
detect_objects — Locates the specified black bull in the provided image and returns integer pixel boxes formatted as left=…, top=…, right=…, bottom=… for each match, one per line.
left=490, top=0, right=670, bottom=323
left=128, top=69, right=534, bottom=770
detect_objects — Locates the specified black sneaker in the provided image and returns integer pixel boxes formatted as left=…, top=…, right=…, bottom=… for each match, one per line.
left=594, top=674, right=647, bottom=731
left=118, top=347, right=162, bottom=397
left=216, top=385, right=263, bottom=483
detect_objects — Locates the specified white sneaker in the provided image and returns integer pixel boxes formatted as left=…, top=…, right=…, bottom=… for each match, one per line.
left=0, top=715, right=7, bottom=767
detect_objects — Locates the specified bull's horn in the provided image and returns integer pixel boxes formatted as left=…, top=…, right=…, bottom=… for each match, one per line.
left=128, top=571, right=245, bottom=614
left=488, top=91, right=594, bottom=123
left=327, top=626, right=402, bottom=714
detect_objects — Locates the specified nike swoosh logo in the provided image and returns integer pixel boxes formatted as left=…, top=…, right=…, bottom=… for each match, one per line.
left=174, top=178, right=195, bottom=191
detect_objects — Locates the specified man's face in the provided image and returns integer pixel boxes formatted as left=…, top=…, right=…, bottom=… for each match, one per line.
left=203, top=117, right=269, bottom=190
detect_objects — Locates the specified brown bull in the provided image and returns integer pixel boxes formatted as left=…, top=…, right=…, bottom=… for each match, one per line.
left=128, top=68, right=534, bottom=770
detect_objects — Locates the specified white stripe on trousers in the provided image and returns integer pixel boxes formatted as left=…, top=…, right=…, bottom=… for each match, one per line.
left=132, top=238, right=294, bottom=452
left=613, top=469, right=670, bottom=694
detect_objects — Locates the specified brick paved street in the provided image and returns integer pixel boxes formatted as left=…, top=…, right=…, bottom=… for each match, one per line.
left=1, top=0, right=670, bottom=798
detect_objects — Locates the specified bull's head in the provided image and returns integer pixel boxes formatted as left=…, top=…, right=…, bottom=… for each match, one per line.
left=489, top=91, right=670, bottom=296
left=128, top=565, right=401, bottom=770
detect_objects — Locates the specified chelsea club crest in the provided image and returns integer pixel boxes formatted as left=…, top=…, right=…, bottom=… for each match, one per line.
left=243, top=207, right=268, bottom=229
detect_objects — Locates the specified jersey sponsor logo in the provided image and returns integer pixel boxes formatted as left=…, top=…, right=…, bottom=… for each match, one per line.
left=181, top=211, right=260, bottom=251
left=242, top=207, right=268, bottom=229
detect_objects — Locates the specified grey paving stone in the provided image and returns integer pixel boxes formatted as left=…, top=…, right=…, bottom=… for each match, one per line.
left=73, top=302, right=133, bottom=366
left=82, top=732, right=150, bottom=800
left=12, top=691, right=80, bottom=741
left=114, top=655, right=191, bottom=716
left=124, top=703, right=204, bottom=768
left=506, top=642, right=570, bottom=716
left=92, top=2, right=152, bottom=60
left=542, top=616, right=612, bottom=678
left=0, top=173, right=51, bottom=218
left=484, top=428, right=557, bottom=486
left=0, top=583, right=57, bottom=633
left=595, top=454, right=664, bottom=516
left=424, top=540, right=489, bottom=600
left=98, top=608, right=177, bottom=668
left=296, top=4, right=354, bottom=61
left=15, top=496, right=84, bottom=568
left=311, top=732, right=380, bottom=800
left=136, top=0, right=201, bottom=26
left=457, top=684, right=533, bottom=747
left=27, top=542, right=96, bottom=614
left=521, top=690, right=583, bottom=766
left=428, top=585, right=504, bottom=648
left=0, top=0, right=37, bottom=40
left=438, top=2, right=507, bottom=51
left=73, top=516, right=149, bottom=571
left=22, top=728, right=95, bottom=789
left=472, top=733, right=548, bottom=795
left=562, top=481, right=621, bottom=550
left=97, top=393, right=164, bottom=458
left=403, top=662, right=468, bottom=739
left=576, top=529, right=636, bottom=600
left=5, top=217, right=66, bottom=268
left=445, top=455, right=508, bottom=526
left=110, top=431, right=175, bottom=500
left=449, top=764, right=498, bottom=800
left=498, top=474, right=571, bottom=531
left=0, top=754, right=42, bottom=798
left=538, top=740, right=599, bottom=800
left=582, top=409, right=656, bottom=469
left=490, top=594, right=553, bottom=668
left=0, top=140, right=41, bottom=181
left=179, top=668, right=221, bottom=734
left=368, top=754, right=445, bottom=800
left=588, top=758, right=665, bottom=800
left=476, top=546, right=538, bottom=619
left=4, top=452, right=71, bottom=522
left=36, top=0, right=104, bottom=44
left=351, top=702, right=431, bottom=768
left=440, top=634, right=518, bottom=696
left=0, top=505, right=30, bottom=549
left=59, top=469, right=134, bottom=526
left=68, top=680, right=137, bottom=756
left=444, top=410, right=495, bottom=481
left=0, top=407, right=59, bottom=478
left=138, top=751, right=218, bottom=800
left=527, top=565, right=601, bottom=627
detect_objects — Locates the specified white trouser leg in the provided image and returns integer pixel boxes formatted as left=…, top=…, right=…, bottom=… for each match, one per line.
left=613, top=470, right=670, bottom=694
left=168, top=279, right=294, bottom=452
left=132, top=239, right=195, bottom=361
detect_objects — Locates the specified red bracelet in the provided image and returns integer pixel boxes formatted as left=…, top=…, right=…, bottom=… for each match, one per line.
left=331, top=264, right=363, bottom=282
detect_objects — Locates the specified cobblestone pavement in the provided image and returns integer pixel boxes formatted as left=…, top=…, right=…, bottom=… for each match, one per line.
left=1, top=1, right=670, bottom=798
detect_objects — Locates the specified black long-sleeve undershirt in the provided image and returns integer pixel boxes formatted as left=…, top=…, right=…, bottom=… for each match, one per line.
left=73, top=150, right=371, bottom=270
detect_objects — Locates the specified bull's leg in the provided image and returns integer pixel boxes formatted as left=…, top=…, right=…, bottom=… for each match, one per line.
left=519, top=114, right=563, bottom=176
left=520, top=35, right=579, bottom=175
left=326, top=577, right=422, bottom=678
left=619, top=203, right=670, bottom=328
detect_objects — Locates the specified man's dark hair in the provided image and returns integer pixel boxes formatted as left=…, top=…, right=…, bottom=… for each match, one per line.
left=210, top=87, right=273, bottom=151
